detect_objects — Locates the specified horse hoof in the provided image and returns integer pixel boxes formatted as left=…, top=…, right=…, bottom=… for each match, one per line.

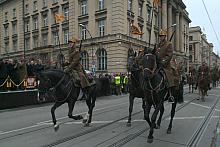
left=82, top=119, right=87, bottom=124
left=126, top=122, right=131, bottom=127
left=84, top=123, right=90, bottom=127
left=54, top=124, right=59, bottom=132
left=77, top=115, right=83, bottom=120
left=147, top=138, right=153, bottom=143
left=167, top=129, right=171, bottom=134
left=155, top=125, right=160, bottom=129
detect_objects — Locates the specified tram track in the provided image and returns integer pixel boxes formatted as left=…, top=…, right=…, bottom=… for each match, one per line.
left=42, top=92, right=191, bottom=147
left=186, top=97, right=219, bottom=147
left=106, top=97, right=197, bottom=147
left=0, top=95, right=141, bottom=141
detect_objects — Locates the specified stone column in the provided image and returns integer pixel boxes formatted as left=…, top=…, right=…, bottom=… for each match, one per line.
left=175, top=11, right=180, bottom=52
left=179, top=13, right=183, bottom=53
left=167, top=3, right=172, bottom=39
left=161, top=0, right=167, bottom=30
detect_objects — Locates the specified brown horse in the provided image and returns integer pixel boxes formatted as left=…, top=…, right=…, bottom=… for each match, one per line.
left=187, top=72, right=195, bottom=93
left=198, top=72, right=209, bottom=102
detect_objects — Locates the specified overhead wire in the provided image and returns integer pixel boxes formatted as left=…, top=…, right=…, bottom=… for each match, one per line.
left=201, top=0, right=220, bottom=50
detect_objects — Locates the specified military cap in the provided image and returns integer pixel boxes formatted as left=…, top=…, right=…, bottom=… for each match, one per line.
left=159, top=29, right=167, bottom=36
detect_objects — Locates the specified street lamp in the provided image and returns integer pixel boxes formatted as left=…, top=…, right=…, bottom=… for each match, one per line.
left=79, top=24, right=95, bottom=74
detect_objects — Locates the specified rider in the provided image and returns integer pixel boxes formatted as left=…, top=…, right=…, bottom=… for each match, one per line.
left=197, top=62, right=211, bottom=90
left=155, top=29, right=176, bottom=103
left=64, top=37, right=91, bottom=99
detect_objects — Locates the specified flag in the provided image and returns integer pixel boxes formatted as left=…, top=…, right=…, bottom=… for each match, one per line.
left=54, top=13, right=65, bottom=23
left=153, top=0, right=160, bottom=7
left=130, top=24, right=144, bottom=35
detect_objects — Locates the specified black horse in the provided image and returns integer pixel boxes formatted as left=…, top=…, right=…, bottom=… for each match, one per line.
left=38, top=69, right=96, bottom=131
left=140, top=53, right=180, bottom=143
left=126, top=56, right=145, bottom=127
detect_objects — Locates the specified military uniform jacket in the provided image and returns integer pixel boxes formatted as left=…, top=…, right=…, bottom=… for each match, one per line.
left=68, top=48, right=82, bottom=72
left=156, top=40, right=173, bottom=67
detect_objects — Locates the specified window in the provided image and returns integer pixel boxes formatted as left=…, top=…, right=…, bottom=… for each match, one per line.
left=189, top=36, right=193, bottom=41
left=97, top=48, right=107, bottom=70
left=189, top=45, right=192, bottom=51
left=42, top=33, right=48, bottom=46
left=25, top=20, right=30, bottom=32
left=25, top=38, right=30, bottom=50
left=42, top=14, right=48, bottom=27
left=80, top=24, right=87, bottom=39
left=98, top=19, right=105, bottom=37
left=189, top=55, right=192, bottom=62
left=4, top=26, right=9, bottom=37
left=4, top=12, right=8, bottom=21
left=33, top=1, right=38, bottom=11
left=81, top=0, right=87, bottom=15
left=12, top=23, right=17, bottom=35
left=63, top=29, right=69, bottom=44
left=53, top=31, right=59, bottom=45
left=139, top=24, right=143, bottom=39
left=33, top=17, right=38, bottom=30
left=147, top=6, right=152, bottom=22
left=98, top=0, right=104, bottom=10
left=128, top=0, right=132, bottom=11
left=12, top=8, right=16, bottom=18
left=33, top=36, right=39, bottom=48
left=4, top=42, right=9, bottom=53
left=138, top=3, right=143, bottom=17
left=52, top=11, right=58, bottom=24
left=81, top=51, right=89, bottom=70
left=63, top=7, right=69, bottom=20
left=25, top=4, right=29, bottom=14
left=43, top=0, right=47, bottom=7
left=13, top=40, right=17, bottom=51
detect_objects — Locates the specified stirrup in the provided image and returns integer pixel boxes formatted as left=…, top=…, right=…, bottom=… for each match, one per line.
left=168, top=95, right=175, bottom=103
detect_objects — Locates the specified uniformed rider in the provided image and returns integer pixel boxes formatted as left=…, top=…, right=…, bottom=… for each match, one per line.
left=155, top=29, right=176, bottom=103
left=64, top=37, right=91, bottom=99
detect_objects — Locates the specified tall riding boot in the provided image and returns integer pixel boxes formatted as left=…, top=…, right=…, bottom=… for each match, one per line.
left=82, top=87, right=89, bottom=100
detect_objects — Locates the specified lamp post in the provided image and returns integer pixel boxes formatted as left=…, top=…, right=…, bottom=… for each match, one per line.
left=79, top=24, right=95, bottom=74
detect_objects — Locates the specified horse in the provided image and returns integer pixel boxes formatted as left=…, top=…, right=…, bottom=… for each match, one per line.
left=38, top=69, right=96, bottom=131
left=140, top=53, right=180, bottom=143
left=126, top=55, right=145, bottom=127
left=187, top=72, right=195, bottom=93
left=197, top=72, right=209, bottom=102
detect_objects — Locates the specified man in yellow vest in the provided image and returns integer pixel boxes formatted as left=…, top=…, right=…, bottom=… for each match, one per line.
left=123, top=74, right=128, bottom=94
left=115, top=74, right=121, bottom=95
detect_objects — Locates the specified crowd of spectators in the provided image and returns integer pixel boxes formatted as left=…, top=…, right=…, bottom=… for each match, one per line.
left=0, top=58, right=129, bottom=97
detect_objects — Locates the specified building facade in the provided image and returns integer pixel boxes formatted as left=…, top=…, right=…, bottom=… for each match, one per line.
left=0, top=0, right=191, bottom=74
left=189, top=26, right=219, bottom=70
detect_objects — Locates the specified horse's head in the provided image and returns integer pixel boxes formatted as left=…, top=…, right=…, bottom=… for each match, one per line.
left=37, top=72, right=53, bottom=94
left=141, top=53, right=157, bottom=79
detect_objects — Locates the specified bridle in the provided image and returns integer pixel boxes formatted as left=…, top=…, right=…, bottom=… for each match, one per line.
left=142, top=54, right=157, bottom=75
left=41, top=74, right=73, bottom=103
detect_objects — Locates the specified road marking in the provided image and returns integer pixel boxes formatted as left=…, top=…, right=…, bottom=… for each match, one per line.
left=0, top=101, right=131, bottom=136
left=190, top=102, right=220, bottom=112
left=166, top=116, right=219, bottom=120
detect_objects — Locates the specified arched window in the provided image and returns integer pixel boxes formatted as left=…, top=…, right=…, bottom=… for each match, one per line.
left=97, top=48, right=107, bottom=70
left=189, top=55, right=192, bottom=62
left=80, top=51, right=89, bottom=70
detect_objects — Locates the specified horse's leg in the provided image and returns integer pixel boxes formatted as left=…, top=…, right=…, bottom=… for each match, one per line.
left=189, top=84, right=191, bottom=93
left=167, top=100, right=177, bottom=134
left=148, top=100, right=163, bottom=143
left=155, top=103, right=164, bottom=129
left=127, top=94, right=134, bottom=127
left=51, top=102, right=64, bottom=131
left=68, top=98, right=83, bottom=120
left=143, top=101, right=151, bottom=127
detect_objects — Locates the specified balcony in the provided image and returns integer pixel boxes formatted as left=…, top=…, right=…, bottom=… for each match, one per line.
left=95, top=8, right=107, bottom=16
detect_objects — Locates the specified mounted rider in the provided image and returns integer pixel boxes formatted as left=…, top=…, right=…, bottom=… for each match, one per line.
left=155, top=29, right=177, bottom=103
left=197, top=62, right=211, bottom=89
left=64, top=37, right=91, bottom=98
